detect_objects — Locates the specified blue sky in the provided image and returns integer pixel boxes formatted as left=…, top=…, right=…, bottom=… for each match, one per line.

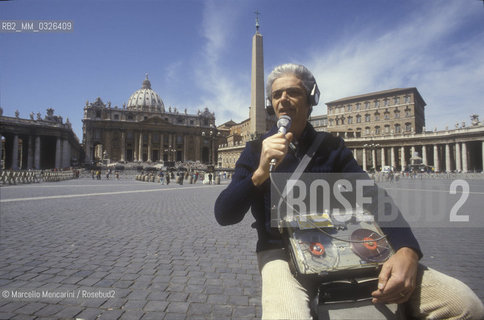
left=1, top=0, right=483, bottom=140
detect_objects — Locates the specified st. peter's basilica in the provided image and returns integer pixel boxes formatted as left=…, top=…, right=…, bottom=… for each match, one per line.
left=82, top=75, right=222, bottom=166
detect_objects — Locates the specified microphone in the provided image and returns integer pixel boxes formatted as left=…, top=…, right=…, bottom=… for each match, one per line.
left=269, top=115, right=292, bottom=172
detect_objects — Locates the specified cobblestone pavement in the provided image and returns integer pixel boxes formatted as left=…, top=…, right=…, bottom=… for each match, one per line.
left=0, top=178, right=483, bottom=319
left=1, top=179, right=260, bottom=320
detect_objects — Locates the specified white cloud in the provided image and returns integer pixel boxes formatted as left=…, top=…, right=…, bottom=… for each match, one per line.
left=164, top=61, right=183, bottom=84
left=306, top=1, right=484, bottom=130
left=196, top=0, right=251, bottom=125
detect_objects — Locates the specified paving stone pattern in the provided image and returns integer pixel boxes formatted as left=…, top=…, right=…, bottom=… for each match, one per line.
left=0, top=180, right=261, bottom=319
left=0, top=179, right=483, bottom=319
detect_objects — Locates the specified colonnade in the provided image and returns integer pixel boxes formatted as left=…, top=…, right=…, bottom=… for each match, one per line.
left=128, top=131, right=191, bottom=163
left=85, top=130, right=216, bottom=165
left=354, top=141, right=484, bottom=173
left=0, top=133, right=71, bottom=170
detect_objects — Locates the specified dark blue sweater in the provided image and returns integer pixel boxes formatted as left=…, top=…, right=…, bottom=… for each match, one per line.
left=214, top=124, right=422, bottom=257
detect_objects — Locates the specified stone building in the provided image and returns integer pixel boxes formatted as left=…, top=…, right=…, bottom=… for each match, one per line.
left=82, top=75, right=220, bottom=166
left=326, top=87, right=426, bottom=138
left=0, top=108, right=81, bottom=170
left=323, top=87, right=484, bottom=172
left=308, top=114, right=328, bottom=132
left=217, top=116, right=275, bottom=169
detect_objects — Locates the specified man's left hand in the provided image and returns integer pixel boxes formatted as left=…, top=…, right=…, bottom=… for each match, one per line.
left=371, top=247, right=419, bottom=304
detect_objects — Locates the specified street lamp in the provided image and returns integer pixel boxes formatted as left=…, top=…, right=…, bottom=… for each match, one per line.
left=201, top=128, right=220, bottom=166
left=164, top=145, right=176, bottom=162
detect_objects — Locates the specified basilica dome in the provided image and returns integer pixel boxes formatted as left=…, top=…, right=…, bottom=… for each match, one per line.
left=126, top=74, right=165, bottom=112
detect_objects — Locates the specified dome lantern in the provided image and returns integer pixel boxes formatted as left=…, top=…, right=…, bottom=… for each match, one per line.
left=126, top=74, right=164, bottom=112
left=142, top=73, right=151, bottom=89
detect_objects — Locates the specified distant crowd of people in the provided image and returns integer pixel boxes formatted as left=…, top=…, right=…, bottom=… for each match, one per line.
left=90, top=168, right=120, bottom=180
left=87, top=167, right=231, bottom=184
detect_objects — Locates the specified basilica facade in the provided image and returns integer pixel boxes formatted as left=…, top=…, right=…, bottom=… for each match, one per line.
left=82, top=75, right=220, bottom=166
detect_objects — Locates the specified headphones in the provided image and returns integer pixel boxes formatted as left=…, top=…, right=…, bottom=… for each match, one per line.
left=265, top=82, right=320, bottom=115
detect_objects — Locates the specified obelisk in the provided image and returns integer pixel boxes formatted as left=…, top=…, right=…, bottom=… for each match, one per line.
left=249, top=12, right=266, bottom=138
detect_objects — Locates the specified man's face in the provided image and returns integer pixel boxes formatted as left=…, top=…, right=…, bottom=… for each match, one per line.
left=271, top=74, right=310, bottom=138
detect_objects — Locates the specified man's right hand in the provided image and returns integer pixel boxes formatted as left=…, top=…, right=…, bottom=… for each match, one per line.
left=251, top=132, right=293, bottom=186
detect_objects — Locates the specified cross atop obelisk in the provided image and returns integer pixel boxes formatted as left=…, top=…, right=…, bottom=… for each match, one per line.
left=254, top=10, right=261, bottom=32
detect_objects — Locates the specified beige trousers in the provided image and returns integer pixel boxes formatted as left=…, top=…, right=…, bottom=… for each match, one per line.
left=257, top=249, right=484, bottom=320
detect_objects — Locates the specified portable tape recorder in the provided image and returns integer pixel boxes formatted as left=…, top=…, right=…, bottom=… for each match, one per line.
left=281, top=210, right=394, bottom=280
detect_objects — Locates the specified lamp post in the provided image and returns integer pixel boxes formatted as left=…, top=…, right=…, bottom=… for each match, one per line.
left=201, top=128, right=220, bottom=166
left=102, top=150, right=108, bottom=166
left=164, top=145, right=176, bottom=162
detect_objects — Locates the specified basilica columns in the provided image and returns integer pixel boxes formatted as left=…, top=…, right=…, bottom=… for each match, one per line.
left=104, top=131, right=112, bottom=163
left=133, top=132, right=138, bottom=161
left=170, top=134, right=175, bottom=161
left=167, top=134, right=172, bottom=161
left=120, top=131, right=126, bottom=162
left=195, top=135, right=201, bottom=161
left=172, top=134, right=177, bottom=161
left=94, top=130, right=211, bottom=164
left=183, top=135, right=189, bottom=162
left=138, top=132, right=143, bottom=162
left=161, top=133, right=166, bottom=161
left=147, top=132, right=152, bottom=162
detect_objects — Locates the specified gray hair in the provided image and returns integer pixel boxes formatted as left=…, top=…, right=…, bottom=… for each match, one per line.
left=265, top=63, right=317, bottom=100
